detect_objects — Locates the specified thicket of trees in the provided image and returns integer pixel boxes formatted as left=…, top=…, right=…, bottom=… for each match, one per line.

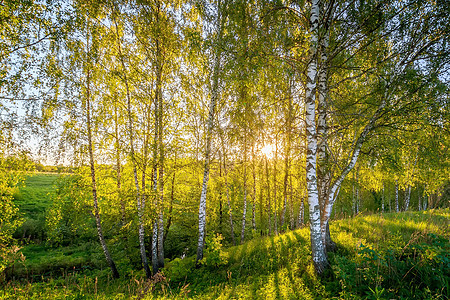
left=1, top=0, right=448, bottom=276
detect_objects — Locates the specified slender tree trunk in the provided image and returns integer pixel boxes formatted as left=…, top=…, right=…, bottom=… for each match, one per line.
left=304, top=0, right=328, bottom=274
left=85, top=61, right=119, bottom=279
left=273, top=135, right=278, bottom=235
left=114, top=103, right=125, bottom=225
left=219, top=161, right=224, bottom=230
left=259, top=159, right=264, bottom=235
left=317, top=28, right=332, bottom=250
left=405, top=148, right=419, bottom=211
left=240, top=185, right=247, bottom=244
left=289, top=173, right=294, bottom=230
left=298, top=198, right=304, bottom=228
left=281, top=89, right=292, bottom=229
left=157, top=86, right=165, bottom=269
left=265, top=157, right=272, bottom=235
left=164, top=165, right=176, bottom=243
left=281, top=109, right=291, bottom=229
left=151, top=219, right=158, bottom=274
left=240, top=135, right=248, bottom=244
left=395, top=181, right=399, bottom=213
left=356, top=179, right=360, bottom=214
left=389, top=187, right=392, bottom=212
left=405, top=185, right=411, bottom=211
left=222, top=150, right=236, bottom=246
left=151, top=99, right=159, bottom=275
left=423, top=193, right=427, bottom=210
left=251, top=146, right=256, bottom=231
left=196, top=2, right=223, bottom=263
left=352, top=172, right=356, bottom=215
left=113, top=16, right=150, bottom=278
left=381, top=183, right=385, bottom=212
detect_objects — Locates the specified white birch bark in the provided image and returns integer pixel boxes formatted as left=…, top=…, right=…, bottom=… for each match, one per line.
left=156, top=66, right=165, bottom=269
left=85, top=65, right=119, bottom=279
left=423, top=194, right=427, bottom=210
left=224, top=162, right=236, bottom=246
left=240, top=186, right=247, bottom=244
left=252, top=146, right=256, bottom=231
left=240, top=135, right=248, bottom=244
left=151, top=97, right=159, bottom=274
left=298, top=198, right=304, bottom=227
left=273, top=138, right=278, bottom=235
left=112, top=16, right=150, bottom=278
left=196, top=4, right=223, bottom=262
left=304, top=0, right=327, bottom=273
left=265, top=157, right=272, bottom=235
left=404, top=149, right=419, bottom=211
left=395, top=181, right=399, bottom=212
left=405, top=185, right=411, bottom=211
left=317, top=30, right=331, bottom=248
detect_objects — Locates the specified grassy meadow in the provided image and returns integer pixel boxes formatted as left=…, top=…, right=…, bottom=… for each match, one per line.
left=2, top=173, right=449, bottom=299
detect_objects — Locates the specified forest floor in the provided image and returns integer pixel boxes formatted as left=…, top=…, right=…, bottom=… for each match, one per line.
left=1, top=173, right=449, bottom=299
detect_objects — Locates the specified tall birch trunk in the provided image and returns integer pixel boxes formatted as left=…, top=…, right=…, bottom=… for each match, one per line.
left=281, top=89, right=292, bottom=229
left=164, top=167, right=175, bottom=243
left=404, top=185, right=411, bottom=211
left=240, top=133, right=248, bottom=244
left=251, top=146, right=256, bottom=231
left=395, top=181, right=399, bottom=212
left=240, top=184, right=247, bottom=244
left=112, top=15, right=150, bottom=278
left=298, top=198, right=304, bottom=228
left=114, top=103, right=125, bottom=225
left=196, top=4, right=223, bottom=261
left=356, top=178, right=360, bottom=214
left=304, top=0, right=327, bottom=273
left=265, top=157, right=272, bottom=235
left=281, top=101, right=291, bottom=229
left=352, top=172, right=356, bottom=215
left=259, top=159, right=264, bottom=235
left=404, top=149, right=419, bottom=211
left=273, top=136, right=278, bottom=235
left=156, top=47, right=165, bottom=269
left=317, top=28, right=332, bottom=250
left=223, top=157, right=236, bottom=246
left=151, top=97, right=159, bottom=274
left=289, top=174, right=294, bottom=230
left=423, top=193, right=427, bottom=210
left=85, top=57, right=119, bottom=279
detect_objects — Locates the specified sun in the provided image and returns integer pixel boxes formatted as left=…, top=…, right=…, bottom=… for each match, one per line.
left=261, top=143, right=276, bottom=158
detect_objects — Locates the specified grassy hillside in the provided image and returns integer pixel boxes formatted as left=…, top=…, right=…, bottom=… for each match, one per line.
left=2, top=207, right=448, bottom=299
left=13, top=173, right=59, bottom=242
left=14, top=173, right=59, bottom=217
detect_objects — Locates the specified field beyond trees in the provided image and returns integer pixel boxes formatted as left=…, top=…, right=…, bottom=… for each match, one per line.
left=1, top=174, right=449, bottom=299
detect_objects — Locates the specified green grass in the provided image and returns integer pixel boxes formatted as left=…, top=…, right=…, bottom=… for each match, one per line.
left=2, top=209, right=448, bottom=299
left=12, top=173, right=60, bottom=242
left=14, top=173, right=59, bottom=219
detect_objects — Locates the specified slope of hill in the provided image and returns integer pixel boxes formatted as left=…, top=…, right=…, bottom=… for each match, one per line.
left=2, top=205, right=448, bottom=299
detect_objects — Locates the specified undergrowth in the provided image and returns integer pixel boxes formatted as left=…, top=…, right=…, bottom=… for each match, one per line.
left=2, top=209, right=448, bottom=299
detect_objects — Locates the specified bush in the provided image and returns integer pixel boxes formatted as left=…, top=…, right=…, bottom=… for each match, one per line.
left=332, top=233, right=449, bottom=299
left=200, top=233, right=229, bottom=268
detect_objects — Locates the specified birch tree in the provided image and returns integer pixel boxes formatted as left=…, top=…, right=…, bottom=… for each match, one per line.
left=196, top=0, right=225, bottom=263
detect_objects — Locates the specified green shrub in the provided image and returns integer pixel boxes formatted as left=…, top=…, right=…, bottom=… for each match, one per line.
left=200, top=233, right=229, bottom=268
left=332, top=233, right=449, bottom=299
